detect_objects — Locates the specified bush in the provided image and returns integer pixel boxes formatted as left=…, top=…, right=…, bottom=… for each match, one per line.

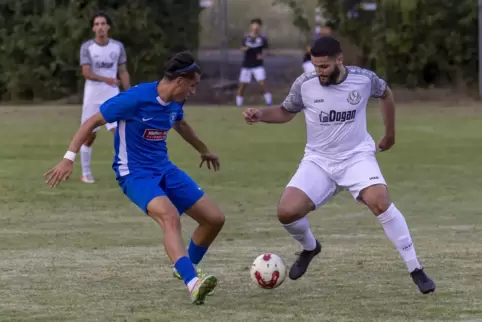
left=0, top=0, right=201, bottom=101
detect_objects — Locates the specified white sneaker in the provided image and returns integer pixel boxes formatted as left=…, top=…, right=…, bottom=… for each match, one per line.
left=81, top=174, right=95, bottom=183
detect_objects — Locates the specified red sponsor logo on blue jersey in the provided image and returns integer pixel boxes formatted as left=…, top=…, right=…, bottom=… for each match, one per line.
left=143, top=129, right=167, bottom=141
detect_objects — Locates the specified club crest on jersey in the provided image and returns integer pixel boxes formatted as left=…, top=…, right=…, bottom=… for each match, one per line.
left=143, top=129, right=168, bottom=141
left=347, top=90, right=362, bottom=105
left=169, top=112, right=177, bottom=126
left=109, top=51, right=118, bottom=61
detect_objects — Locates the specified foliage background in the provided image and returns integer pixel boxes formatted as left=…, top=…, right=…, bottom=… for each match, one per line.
left=0, top=0, right=478, bottom=102
left=0, top=0, right=201, bottom=101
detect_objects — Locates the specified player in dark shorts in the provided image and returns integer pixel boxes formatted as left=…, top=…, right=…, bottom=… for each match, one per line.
left=302, top=21, right=335, bottom=73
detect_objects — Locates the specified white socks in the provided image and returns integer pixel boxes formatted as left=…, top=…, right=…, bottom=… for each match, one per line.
left=283, top=217, right=317, bottom=251
left=264, top=92, right=272, bottom=105
left=236, top=96, right=243, bottom=107
left=187, top=277, right=199, bottom=292
left=236, top=93, right=272, bottom=107
left=282, top=204, right=421, bottom=272
left=378, top=204, right=421, bottom=272
left=80, top=145, right=92, bottom=177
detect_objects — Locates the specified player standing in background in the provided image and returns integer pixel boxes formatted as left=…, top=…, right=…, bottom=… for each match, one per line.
left=45, top=51, right=224, bottom=305
left=79, top=11, right=131, bottom=183
left=236, top=18, right=272, bottom=107
left=243, top=36, right=436, bottom=295
left=302, top=22, right=335, bottom=73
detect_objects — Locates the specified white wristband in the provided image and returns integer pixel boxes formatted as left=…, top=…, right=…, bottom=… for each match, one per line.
left=63, top=151, right=76, bottom=162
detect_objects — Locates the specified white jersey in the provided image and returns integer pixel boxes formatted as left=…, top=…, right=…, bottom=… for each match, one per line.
left=80, top=39, right=127, bottom=104
left=281, top=66, right=387, bottom=162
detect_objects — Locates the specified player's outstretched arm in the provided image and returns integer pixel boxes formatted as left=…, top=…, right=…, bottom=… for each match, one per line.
left=245, top=74, right=303, bottom=124
left=377, top=87, right=396, bottom=151
left=44, top=113, right=107, bottom=187
left=173, top=120, right=220, bottom=171
left=244, top=106, right=296, bottom=124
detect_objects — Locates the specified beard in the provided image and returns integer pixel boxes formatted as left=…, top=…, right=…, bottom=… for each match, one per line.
left=318, top=65, right=341, bottom=86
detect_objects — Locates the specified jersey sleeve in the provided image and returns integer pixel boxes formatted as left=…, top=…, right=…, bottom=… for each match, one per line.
left=79, top=42, right=91, bottom=66
left=262, top=36, right=269, bottom=49
left=118, top=43, right=127, bottom=65
left=176, top=109, right=184, bottom=121
left=281, top=76, right=305, bottom=113
left=176, top=102, right=185, bottom=121
left=100, top=89, right=138, bottom=123
left=368, top=71, right=388, bottom=98
left=241, top=36, right=247, bottom=47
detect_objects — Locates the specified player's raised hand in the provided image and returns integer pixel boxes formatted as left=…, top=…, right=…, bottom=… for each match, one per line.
left=243, top=108, right=262, bottom=125
left=377, top=134, right=395, bottom=152
left=44, top=159, right=73, bottom=188
left=200, top=152, right=220, bottom=171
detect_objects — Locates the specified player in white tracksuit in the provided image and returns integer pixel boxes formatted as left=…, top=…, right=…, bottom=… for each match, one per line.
left=243, top=36, right=435, bottom=295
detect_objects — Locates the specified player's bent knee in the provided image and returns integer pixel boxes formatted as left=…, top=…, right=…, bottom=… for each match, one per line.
left=147, top=197, right=181, bottom=230
left=277, top=205, right=300, bottom=225
left=373, top=198, right=391, bottom=215
left=185, top=196, right=225, bottom=229
left=359, top=184, right=391, bottom=215
left=211, top=212, right=225, bottom=230
left=277, top=200, right=309, bottom=225
left=203, top=207, right=225, bottom=229
left=149, top=210, right=181, bottom=232
left=277, top=187, right=314, bottom=224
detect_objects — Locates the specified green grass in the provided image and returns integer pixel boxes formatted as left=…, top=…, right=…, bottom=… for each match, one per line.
left=0, top=104, right=481, bottom=322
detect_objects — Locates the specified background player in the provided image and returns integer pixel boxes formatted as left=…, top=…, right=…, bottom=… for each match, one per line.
left=243, top=36, right=436, bottom=295
left=236, top=18, right=272, bottom=107
left=45, top=52, right=224, bottom=305
left=302, top=22, right=335, bottom=73
left=79, top=11, right=131, bottom=183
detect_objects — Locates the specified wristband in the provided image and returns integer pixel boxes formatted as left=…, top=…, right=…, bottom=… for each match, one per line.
left=63, top=151, right=76, bottom=162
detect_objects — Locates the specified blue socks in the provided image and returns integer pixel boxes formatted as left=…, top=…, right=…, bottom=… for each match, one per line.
left=174, top=256, right=197, bottom=285
left=188, top=239, right=209, bottom=265
left=173, top=240, right=209, bottom=285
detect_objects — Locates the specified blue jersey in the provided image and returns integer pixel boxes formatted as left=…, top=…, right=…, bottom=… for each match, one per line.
left=100, top=81, right=184, bottom=178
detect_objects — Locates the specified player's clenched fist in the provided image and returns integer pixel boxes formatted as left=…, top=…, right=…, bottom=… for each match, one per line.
left=243, top=108, right=262, bottom=124
left=44, top=159, right=73, bottom=188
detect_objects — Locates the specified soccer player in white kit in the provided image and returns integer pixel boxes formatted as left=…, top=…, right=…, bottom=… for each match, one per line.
left=79, top=12, right=131, bottom=183
left=243, top=36, right=435, bottom=295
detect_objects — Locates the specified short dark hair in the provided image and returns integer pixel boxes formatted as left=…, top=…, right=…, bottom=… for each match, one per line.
left=163, top=51, right=202, bottom=81
left=310, top=36, right=342, bottom=58
left=324, top=20, right=336, bottom=30
left=250, top=18, right=262, bottom=25
left=90, top=11, right=112, bottom=28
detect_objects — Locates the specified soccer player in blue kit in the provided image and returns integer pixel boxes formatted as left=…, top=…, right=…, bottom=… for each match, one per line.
left=44, top=51, right=225, bottom=305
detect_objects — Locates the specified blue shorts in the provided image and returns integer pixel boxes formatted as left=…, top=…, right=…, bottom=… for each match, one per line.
left=117, top=167, right=204, bottom=215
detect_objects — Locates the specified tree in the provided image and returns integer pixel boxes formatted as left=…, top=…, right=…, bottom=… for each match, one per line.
left=274, top=0, right=478, bottom=88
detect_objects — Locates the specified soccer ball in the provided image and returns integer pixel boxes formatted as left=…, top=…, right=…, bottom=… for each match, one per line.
left=250, top=253, right=287, bottom=289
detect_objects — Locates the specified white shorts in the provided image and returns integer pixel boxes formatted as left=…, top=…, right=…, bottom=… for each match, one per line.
left=287, top=152, right=386, bottom=208
left=82, top=84, right=118, bottom=132
left=302, top=61, right=315, bottom=73
left=81, top=102, right=117, bottom=132
left=239, top=66, right=266, bottom=83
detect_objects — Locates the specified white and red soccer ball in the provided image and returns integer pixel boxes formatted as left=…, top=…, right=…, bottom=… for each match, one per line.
left=250, top=253, right=287, bottom=289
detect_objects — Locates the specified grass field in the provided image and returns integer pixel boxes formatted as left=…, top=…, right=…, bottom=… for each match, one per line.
left=1, top=103, right=482, bottom=322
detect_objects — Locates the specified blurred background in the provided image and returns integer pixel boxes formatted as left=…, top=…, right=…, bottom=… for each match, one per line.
left=0, top=0, right=479, bottom=105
